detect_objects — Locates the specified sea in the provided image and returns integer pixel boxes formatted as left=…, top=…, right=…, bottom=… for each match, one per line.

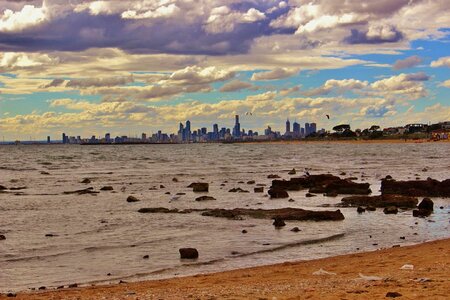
left=0, top=142, right=449, bottom=292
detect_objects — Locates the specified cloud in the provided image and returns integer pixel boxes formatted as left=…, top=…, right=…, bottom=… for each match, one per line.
left=0, top=52, right=54, bottom=70
left=41, top=78, right=65, bottom=88
left=303, top=79, right=368, bottom=96
left=346, top=24, right=403, bottom=44
left=431, top=56, right=450, bottom=68
left=219, top=80, right=254, bottom=92
left=0, top=3, right=47, bottom=32
left=66, top=76, right=134, bottom=88
left=251, top=68, right=298, bottom=81
left=440, top=79, right=450, bottom=88
left=370, top=72, right=430, bottom=99
left=392, top=55, right=422, bottom=70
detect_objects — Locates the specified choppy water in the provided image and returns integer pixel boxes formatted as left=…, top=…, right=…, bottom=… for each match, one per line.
left=0, top=142, right=449, bottom=292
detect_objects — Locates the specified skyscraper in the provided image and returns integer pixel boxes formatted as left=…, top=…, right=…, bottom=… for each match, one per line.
left=293, top=121, right=300, bottom=137
left=310, top=123, right=317, bottom=134
left=185, top=120, right=191, bottom=142
left=233, top=115, right=241, bottom=138
left=285, top=119, right=291, bottom=135
left=305, top=123, right=310, bottom=136
left=178, top=123, right=184, bottom=142
left=213, top=123, right=219, bottom=140
left=62, top=133, right=67, bottom=144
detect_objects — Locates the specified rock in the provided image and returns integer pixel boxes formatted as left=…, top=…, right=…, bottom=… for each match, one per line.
left=400, top=236, right=405, bottom=240
left=341, top=195, right=418, bottom=208
left=256, top=183, right=266, bottom=186
left=305, top=193, right=316, bottom=197
left=229, top=187, right=248, bottom=193
left=381, top=177, right=450, bottom=197
left=100, top=186, right=113, bottom=191
left=45, top=234, right=57, bottom=237
left=418, top=198, right=434, bottom=211
left=386, top=292, right=402, bottom=298
left=324, top=192, right=338, bottom=197
left=165, top=192, right=170, bottom=195
left=385, top=175, right=393, bottom=180
left=440, top=206, right=444, bottom=209
left=126, top=196, right=140, bottom=202
left=238, top=181, right=245, bottom=184
left=357, top=206, right=366, bottom=213
left=57, top=286, right=64, bottom=289
left=38, top=286, right=46, bottom=290
left=290, top=227, right=301, bottom=232
left=40, top=171, right=50, bottom=175
left=107, top=273, right=111, bottom=276
left=0, top=234, right=5, bottom=240
left=68, top=284, right=78, bottom=288
left=254, top=187, right=264, bottom=193
left=0, top=185, right=7, bottom=190
left=268, top=188, right=289, bottom=199
left=6, top=292, right=16, bottom=297
left=273, top=217, right=286, bottom=228
left=339, top=172, right=346, bottom=176
left=367, top=206, right=376, bottom=211
left=138, top=207, right=179, bottom=213
left=241, top=230, right=247, bottom=234
left=288, top=198, right=295, bottom=202
left=172, top=178, right=178, bottom=182
left=143, top=255, right=149, bottom=259
left=267, top=174, right=280, bottom=179
left=383, top=206, right=398, bottom=214
left=176, top=192, right=186, bottom=195
left=413, top=209, right=431, bottom=218
left=81, top=178, right=91, bottom=184
left=288, top=168, right=296, bottom=175
left=179, top=248, right=199, bottom=259
left=195, top=196, right=216, bottom=201
left=160, top=185, right=165, bottom=189
left=63, top=187, right=99, bottom=195
left=272, top=174, right=371, bottom=195
left=190, top=182, right=209, bottom=192
left=247, top=180, right=255, bottom=184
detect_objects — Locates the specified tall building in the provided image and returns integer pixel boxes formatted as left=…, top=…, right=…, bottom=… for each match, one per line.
left=62, top=133, right=67, bottom=144
left=141, top=133, right=147, bottom=141
left=213, top=124, right=219, bottom=140
left=105, top=133, right=111, bottom=143
left=178, top=123, right=184, bottom=142
left=185, top=120, right=191, bottom=142
left=305, top=123, right=310, bottom=136
left=47, top=136, right=51, bottom=144
left=233, top=115, right=241, bottom=138
left=293, top=121, right=300, bottom=137
left=310, top=123, right=317, bottom=134
left=285, top=119, right=291, bottom=135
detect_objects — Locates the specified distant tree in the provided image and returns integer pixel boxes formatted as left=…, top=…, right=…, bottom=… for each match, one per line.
left=332, top=124, right=351, bottom=132
left=369, top=125, right=380, bottom=131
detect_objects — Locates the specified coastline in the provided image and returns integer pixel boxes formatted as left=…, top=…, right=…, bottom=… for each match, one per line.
left=4, top=238, right=449, bottom=299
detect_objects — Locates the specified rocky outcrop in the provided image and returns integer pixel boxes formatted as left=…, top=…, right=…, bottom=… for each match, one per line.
left=413, top=209, right=431, bottom=218
left=188, top=182, right=209, bottom=192
left=100, top=186, right=114, bottom=191
left=201, top=208, right=345, bottom=221
left=413, top=198, right=434, bottom=217
left=0, top=185, right=7, bottom=190
left=126, top=195, right=140, bottom=202
left=179, top=248, right=199, bottom=259
left=341, top=194, right=418, bottom=208
left=271, top=174, right=371, bottom=195
left=381, top=178, right=450, bottom=197
left=383, top=206, right=398, bottom=214
left=268, top=188, right=289, bottom=199
left=195, top=196, right=216, bottom=201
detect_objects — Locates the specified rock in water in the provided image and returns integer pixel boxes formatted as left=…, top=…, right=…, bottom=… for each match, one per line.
left=179, top=248, right=199, bottom=259
left=288, top=168, right=296, bottom=175
left=381, top=177, right=450, bottom=197
left=268, top=188, right=289, bottom=199
left=386, top=292, right=402, bottom=298
left=195, top=196, right=216, bottom=201
left=273, top=217, right=286, bottom=228
left=81, top=178, right=91, bottom=184
left=247, top=180, right=255, bottom=184
left=254, top=187, right=264, bottom=193
left=0, top=185, right=7, bottom=190
left=100, top=186, right=113, bottom=191
left=0, top=234, right=5, bottom=240
left=383, top=206, right=398, bottom=214
left=418, top=198, right=434, bottom=211
left=127, top=196, right=140, bottom=202
left=290, top=227, right=301, bottom=232
left=190, top=182, right=209, bottom=192
left=341, top=194, right=418, bottom=208
left=413, top=209, right=432, bottom=218
left=357, top=206, right=366, bottom=213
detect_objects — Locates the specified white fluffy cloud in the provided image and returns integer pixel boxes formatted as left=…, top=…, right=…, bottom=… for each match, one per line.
left=251, top=68, right=299, bottom=81
left=0, top=4, right=47, bottom=32
left=431, top=56, right=450, bottom=68
left=204, top=6, right=266, bottom=33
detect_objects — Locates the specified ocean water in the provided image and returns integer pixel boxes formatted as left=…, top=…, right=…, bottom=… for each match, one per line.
left=0, top=142, right=449, bottom=292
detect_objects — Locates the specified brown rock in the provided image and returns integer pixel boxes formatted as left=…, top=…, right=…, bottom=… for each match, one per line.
left=341, top=194, right=418, bottom=208
left=418, top=198, right=434, bottom=211
left=100, top=186, right=113, bottom=191
left=254, top=187, right=264, bottom=193
left=268, top=188, right=289, bottom=199
left=190, top=182, right=209, bottom=192
left=288, top=168, right=296, bottom=175
left=386, top=292, right=402, bottom=298
left=381, top=177, right=450, bottom=197
left=126, top=195, right=140, bottom=202
left=413, top=209, right=431, bottom=218
left=267, top=174, right=280, bottom=179
left=81, top=178, right=91, bottom=184
left=383, top=206, right=398, bottom=214
left=179, top=248, right=199, bottom=259
left=195, top=196, right=216, bottom=201
left=273, top=217, right=286, bottom=228
left=247, top=180, right=256, bottom=184
left=357, top=206, right=365, bottom=213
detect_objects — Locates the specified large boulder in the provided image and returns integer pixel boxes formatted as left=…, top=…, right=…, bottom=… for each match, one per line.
left=383, top=206, right=398, bottom=214
left=268, top=188, right=289, bottom=199
left=126, top=196, right=140, bottom=202
left=413, top=209, right=431, bottom=218
left=179, top=248, right=199, bottom=259
left=381, top=178, right=450, bottom=197
left=189, top=183, right=209, bottom=192
left=418, top=198, right=434, bottom=211
left=341, top=194, right=418, bottom=208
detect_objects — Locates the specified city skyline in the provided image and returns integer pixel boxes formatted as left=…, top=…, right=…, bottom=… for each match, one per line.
left=0, top=1, right=449, bottom=140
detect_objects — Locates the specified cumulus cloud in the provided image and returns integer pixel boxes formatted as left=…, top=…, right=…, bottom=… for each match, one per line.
left=41, top=78, right=66, bottom=89
left=66, top=76, right=134, bottom=88
left=440, top=79, right=450, bottom=88
left=0, top=52, right=54, bottom=70
left=219, top=80, right=255, bottom=92
left=0, top=3, right=47, bottom=32
left=303, top=79, right=368, bottom=96
left=392, top=55, right=422, bottom=70
left=370, top=72, right=430, bottom=99
left=251, top=68, right=298, bottom=81
left=431, top=56, right=450, bottom=68
left=204, top=6, right=266, bottom=33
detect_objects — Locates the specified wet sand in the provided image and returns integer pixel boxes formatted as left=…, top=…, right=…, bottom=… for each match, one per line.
left=4, top=238, right=449, bottom=299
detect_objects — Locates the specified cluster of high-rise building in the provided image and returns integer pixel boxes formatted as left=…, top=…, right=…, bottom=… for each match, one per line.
left=59, top=114, right=320, bottom=144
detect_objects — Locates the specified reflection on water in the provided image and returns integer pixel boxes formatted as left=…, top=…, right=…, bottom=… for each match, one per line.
left=0, top=143, right=449, bottom=291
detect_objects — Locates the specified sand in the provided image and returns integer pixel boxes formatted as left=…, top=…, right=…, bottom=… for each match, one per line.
left=3, top=238, right=449, bottom=299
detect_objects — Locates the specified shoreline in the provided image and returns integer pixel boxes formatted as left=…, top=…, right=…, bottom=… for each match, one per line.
left=4, top=238, right=449, bottom=299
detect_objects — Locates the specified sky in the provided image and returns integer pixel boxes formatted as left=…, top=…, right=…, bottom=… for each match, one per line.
left=0, top=0, right=449, bottom=140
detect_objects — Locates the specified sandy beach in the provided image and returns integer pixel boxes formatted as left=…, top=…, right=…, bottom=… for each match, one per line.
left=3, top=238, right=448, bottom=299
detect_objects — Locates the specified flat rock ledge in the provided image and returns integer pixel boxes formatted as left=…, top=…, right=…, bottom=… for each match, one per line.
left=340, top=194, right=418, bottom=208
left=138, top=207, right=344, bottom=221
left=381, top=177, right=450, bottom=197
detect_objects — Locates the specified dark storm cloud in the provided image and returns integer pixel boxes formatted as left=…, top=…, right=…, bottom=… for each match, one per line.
left=392, top=56, right=422, bottom=70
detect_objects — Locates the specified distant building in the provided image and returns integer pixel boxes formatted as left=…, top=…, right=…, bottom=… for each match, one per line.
left=185, top=120, right=191, bottom=142
left=105, top=133, right=111, bottom=143
left=233, top=115, right=241, bottom=138
left=285, top=119, right=291, bottom=135
left=305, top=123, right=310, bottom=136
left=310, top=123, right=317, bottom=135
left=62, top=133, right=67, bottom=144
left=141, top=133, right=147, bottom=141
left=293, top=122, right=300, bottom=137
left=47, top=136, right=51, bottom=144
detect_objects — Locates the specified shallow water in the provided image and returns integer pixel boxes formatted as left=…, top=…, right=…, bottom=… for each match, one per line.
left=0, top=143, right=449, bottom=292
